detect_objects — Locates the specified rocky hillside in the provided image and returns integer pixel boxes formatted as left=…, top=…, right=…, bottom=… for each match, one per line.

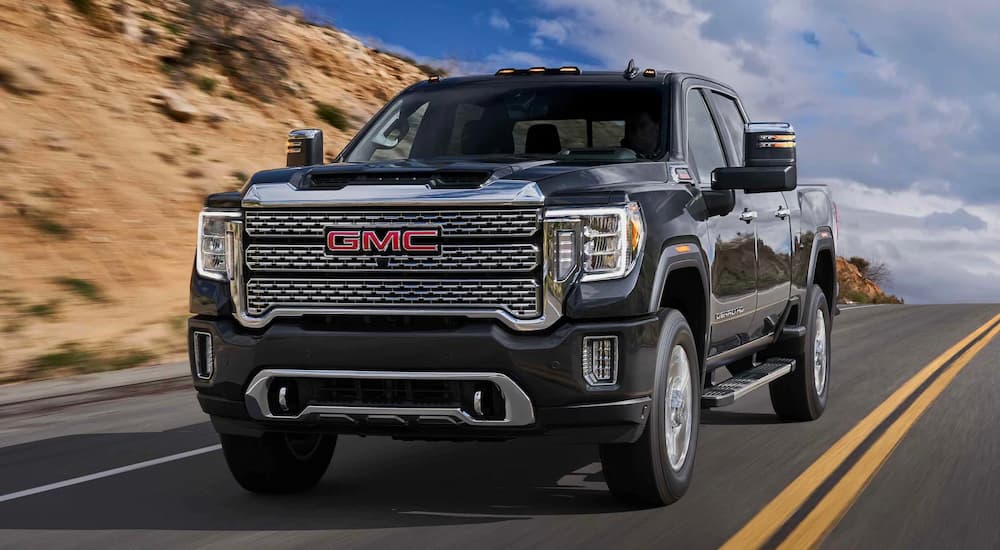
left=837, top=257, right=903, bottom=304
left=0, top=0, right=428, bottom=382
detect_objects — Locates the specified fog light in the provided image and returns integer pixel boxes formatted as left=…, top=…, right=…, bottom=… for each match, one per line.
left=582, top=336, right=618, bottom=386
left=192, top=331, right=214, bottom=379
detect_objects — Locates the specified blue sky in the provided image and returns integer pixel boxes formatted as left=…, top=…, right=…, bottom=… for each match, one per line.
left=291, top=1, right=598, bottom=70
left=287, top=0, right=1000, bottom=304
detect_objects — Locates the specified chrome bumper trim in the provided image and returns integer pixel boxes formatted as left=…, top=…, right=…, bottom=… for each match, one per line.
left=244, top=369, right=536, bottom=427
left=242, top=180, right=544, bottom=208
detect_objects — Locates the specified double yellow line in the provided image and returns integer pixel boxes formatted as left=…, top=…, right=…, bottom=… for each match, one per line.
left=722, top=312, right=1000, bottom=549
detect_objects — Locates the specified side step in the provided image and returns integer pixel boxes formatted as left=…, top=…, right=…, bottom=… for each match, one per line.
left=701, top=358, right=796, bottom=407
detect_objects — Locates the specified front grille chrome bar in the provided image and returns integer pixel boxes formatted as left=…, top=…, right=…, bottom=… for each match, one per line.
left=227, top=180, right=581, bottom=331
left=244, top=369, right=536, bottom=426
left=245, top=243, right=539, bottom=272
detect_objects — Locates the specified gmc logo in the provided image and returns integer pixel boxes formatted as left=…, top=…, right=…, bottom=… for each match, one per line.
left=324, top=227, right=441, bottom=256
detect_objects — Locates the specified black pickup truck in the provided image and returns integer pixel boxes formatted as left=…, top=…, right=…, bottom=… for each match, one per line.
left=189, top=64, right=837, bottom=506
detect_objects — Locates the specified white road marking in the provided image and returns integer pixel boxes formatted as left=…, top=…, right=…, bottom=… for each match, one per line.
left=0, top=444, right=221, bottom=504
left=839, top=304, right=883, bottom=311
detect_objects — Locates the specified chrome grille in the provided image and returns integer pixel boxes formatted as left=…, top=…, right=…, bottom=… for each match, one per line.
left=245, top=278, right=540, bottom=318
left=245, top=244, right=539, bottom=272
left=244, top=209, right=540, bottom=238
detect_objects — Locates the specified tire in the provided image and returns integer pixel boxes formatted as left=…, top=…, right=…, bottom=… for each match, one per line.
left=600, top=309, right=701, bottom=506
left=768, top=285, right=831, bottom=421
left=220, top=432, right=336, bottom=494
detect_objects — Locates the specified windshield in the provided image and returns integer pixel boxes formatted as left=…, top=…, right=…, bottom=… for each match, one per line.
left=344, top=82, right=666, bottom=163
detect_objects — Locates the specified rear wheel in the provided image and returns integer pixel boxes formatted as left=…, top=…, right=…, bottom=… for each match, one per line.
left=600, top=309, right=701, bottom=506
left=768, top=285, right=831, bottom=421
left=220, top=432, right=336, bottom=494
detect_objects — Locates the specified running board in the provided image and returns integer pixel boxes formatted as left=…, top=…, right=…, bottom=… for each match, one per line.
left=701, top=358, right=796, bottom=407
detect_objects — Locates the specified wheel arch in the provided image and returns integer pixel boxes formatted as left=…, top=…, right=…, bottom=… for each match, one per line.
left=650, top=240, right=710, bottom=375
left=807, top=229, right=837, bottom=313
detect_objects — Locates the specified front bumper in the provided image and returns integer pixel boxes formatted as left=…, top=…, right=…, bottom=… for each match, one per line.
left=189, top=312, right=665, bottom=443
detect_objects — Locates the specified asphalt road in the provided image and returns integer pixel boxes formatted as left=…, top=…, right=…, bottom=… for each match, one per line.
left=2, top=304, right=999, bottom=549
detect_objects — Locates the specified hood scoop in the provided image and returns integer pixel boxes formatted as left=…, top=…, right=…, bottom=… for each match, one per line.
left=303, top=168, right=493, bottom=190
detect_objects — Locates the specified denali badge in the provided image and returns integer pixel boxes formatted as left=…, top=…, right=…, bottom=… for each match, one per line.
left=325, top=227, right=442, bottom=256
left=714, top=306, right=745, bottom=321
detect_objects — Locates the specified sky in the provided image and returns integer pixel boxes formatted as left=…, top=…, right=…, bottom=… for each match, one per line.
left=289, top=0, right=1000, bottom=304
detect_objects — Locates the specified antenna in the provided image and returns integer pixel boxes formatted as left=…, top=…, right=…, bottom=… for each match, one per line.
left=623, top=58, right=639, bottom=80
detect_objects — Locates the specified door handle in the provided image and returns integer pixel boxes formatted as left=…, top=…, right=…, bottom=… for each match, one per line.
left=739, top=209, right=758, bottom=223
left=775, top=207, right=791, bottom=220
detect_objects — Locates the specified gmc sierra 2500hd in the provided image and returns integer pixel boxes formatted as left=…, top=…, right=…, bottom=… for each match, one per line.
left=189, top=62, right=837, bottom=506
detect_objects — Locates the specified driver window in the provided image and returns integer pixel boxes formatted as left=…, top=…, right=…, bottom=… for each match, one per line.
left=370, top=102, right=428, bottom=161
left=686, top=90, right=727, bottom=184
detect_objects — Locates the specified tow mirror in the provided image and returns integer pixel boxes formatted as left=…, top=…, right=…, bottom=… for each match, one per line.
left=711, top=122, right=796, bottom=193
left=286, top=128, right=324, bottom=167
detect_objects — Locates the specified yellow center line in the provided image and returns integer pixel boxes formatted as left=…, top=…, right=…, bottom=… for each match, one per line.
left=721, top=312, right=1000, bottom=550
left=780, top=321, right=1000, bottom=548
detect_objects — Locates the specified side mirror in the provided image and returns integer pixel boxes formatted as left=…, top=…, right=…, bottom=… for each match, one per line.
left=711, top=122, right=796, bottom=193
left=702, top=189, right=736, bottom=217
left=286, top=128, right=324, bottom=167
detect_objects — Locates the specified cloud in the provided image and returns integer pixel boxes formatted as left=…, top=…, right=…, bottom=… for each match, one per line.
left=923, top=209, right=988, bottom=232
left=529, top=18, right=569, bottom=48
left=801, top=31, right=821, bottom=47
left=816, top=177, right=1000, bottom=302
left=488, top=10, right=510, bottom=31
left=849, top=29, right=878, bottom=57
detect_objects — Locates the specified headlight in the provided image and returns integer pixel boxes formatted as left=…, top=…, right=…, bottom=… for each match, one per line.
left=546, top=203, right=644, bottom=282
left=196, top=210, right=240, bottom=281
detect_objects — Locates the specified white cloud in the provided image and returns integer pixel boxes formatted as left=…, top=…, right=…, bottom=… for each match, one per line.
left=529, top=18, right=569, bottom=48
left=488, top=10, right=510, bottom=31
left=813, top=177, right=1000, bottom=302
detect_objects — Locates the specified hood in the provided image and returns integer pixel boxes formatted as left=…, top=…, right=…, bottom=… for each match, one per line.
left=243, top=158, right=671, bottom=205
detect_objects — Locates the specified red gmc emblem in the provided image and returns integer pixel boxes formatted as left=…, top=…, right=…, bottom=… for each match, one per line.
left=325, top=226, right=441, bottom=256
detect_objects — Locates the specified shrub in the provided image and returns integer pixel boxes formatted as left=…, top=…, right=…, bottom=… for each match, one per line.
left=29, top=342, right=99, bottom=374
left=53, top=277, right=106, bottom=302
left=196, top=76, right=217, bottom=94
left=163, top=21, right=182, bottom=36
left=32, top=217, right=72, bottom=237
left=179, top=0, right=289, bottom=102
left=24, top=302, right=58, bottom=318
left=67, top=0, right=94, bottom=16
left=314, top=102, right=350, bottom=131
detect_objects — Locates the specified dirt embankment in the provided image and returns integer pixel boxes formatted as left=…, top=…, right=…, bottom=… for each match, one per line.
left=837, top=257, right=903, bottom=304
left=0, top=0, right=428, bottom=382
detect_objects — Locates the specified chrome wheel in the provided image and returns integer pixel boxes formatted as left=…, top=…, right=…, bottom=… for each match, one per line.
left=814, top=308, right=828, bottom=395
left=665, top=344, right=693, bottom=471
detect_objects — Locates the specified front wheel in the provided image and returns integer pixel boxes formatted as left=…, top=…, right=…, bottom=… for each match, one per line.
left=220, top=432, right=336, bottom=494
left=600, top=309, right=701, bottom=506
left=768, top=285, right=832, bottom=421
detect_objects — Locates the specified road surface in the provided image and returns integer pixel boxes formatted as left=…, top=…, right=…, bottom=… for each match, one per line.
left=2, top=304, right=999, bottom=549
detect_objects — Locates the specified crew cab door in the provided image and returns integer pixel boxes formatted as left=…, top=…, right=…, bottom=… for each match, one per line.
left=709, top=92, right=793, bottom=339
left=687, top=89, right=757, bottom=354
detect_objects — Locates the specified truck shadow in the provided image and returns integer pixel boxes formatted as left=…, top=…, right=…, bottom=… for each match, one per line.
left=0, top=423, right=631, bottom=531
left=700, top=410, right=785, bottom=425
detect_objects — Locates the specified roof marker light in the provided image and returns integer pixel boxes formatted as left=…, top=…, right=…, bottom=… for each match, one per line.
left=528, top=66, right=546, bottom=73
left=496, top=68, right=516, bottom=75
left=643, top=68, right=656, bottom=78
left=559, top=66, right=581, bottom=74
